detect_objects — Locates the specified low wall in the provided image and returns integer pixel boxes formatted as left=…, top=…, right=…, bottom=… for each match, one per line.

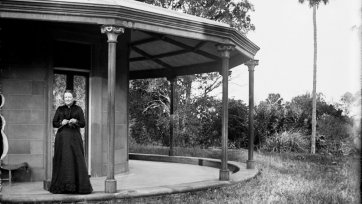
left=129, top=153, right=240, bottom=173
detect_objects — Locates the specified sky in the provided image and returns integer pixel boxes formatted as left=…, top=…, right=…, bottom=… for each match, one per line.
left=224, top=0, right=361, bottom=104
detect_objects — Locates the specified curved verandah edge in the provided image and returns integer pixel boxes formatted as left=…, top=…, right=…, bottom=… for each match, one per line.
left=0, top=153, right=260, bottom=203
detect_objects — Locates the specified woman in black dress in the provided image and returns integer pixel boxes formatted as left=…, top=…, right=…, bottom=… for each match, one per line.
left=49, top=90, right=93, bottom=194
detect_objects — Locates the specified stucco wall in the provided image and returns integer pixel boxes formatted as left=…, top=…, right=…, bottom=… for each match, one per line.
left=1, top=21, right=49, bottom=181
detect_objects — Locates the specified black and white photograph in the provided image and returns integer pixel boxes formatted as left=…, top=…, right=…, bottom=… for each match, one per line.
left=0, top=0, right=360, bottom=203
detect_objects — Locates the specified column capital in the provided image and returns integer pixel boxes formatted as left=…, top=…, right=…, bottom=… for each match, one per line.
left=101, top=25, right=125, bottom=43
left=216, top=44, right=235, bottom=58
left=245, top=59, right=259, bottom=71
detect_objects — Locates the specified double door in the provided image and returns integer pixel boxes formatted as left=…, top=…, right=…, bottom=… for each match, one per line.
left=52, top=70, right=89, bottom=167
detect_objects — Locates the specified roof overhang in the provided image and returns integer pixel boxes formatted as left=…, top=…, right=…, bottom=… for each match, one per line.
left=0, top=0, right=260, bottom=79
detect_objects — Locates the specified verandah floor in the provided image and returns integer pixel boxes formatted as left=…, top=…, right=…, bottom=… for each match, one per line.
left=0, top=159, right=258, bottom=203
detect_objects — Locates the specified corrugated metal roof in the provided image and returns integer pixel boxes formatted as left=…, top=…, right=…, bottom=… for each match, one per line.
left=54, top=0, right=228, bottom=27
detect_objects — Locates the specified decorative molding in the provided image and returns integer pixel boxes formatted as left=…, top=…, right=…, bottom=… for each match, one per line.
left=0, top=114, right=5, bottom=133
left=216, top=44, right=235, bottom=51
left=101, top=25, right=125, bottom=34
left=0, top=93, right=8, bottom=162
left=245, top=59, right=259, bottom=71
left=0, top=94, right=4, bottom=109
left=101, top=25, right=124, bottom=43
left=216, top=44, right=235, bottom=58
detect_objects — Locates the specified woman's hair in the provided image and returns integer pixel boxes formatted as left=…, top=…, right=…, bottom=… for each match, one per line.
left=63, top=89, right=76, bottom=99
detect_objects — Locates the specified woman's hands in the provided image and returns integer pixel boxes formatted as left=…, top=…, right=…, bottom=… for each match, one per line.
left=69, top=118, right=77, bottom=124
left=61, top=119, right=77, bottom=126
left=61, top=119, right=69, bottom=126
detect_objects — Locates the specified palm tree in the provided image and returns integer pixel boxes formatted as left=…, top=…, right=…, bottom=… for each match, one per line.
left=298, top=0, right=329, bottom=154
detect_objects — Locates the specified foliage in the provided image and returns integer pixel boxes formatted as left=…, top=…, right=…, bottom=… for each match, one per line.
left=298, top=0, right=329, bottom=7
left=284, top=92, right=343, bottom=131
left=187, top=96, right=220, bottom=147
left=195, top=98, right=249, bottom=148
left=129, top=79, right=171, bottom=145
left=129, top=77, right=250, bottom=149
left=227, top=99, right=249, bottom=148
left=335, top=91, right=361, bottom=117
left=262, top=131, right=309, bottom=153
left=136, top=0, right=255, bottom=33
left=317, top=114, right=355, bottom=155
left=255, top=93, right=286, bottom=146
left=255, top=92, right=355, bottom=155
left=193, top=73, right=222, bottom=98
left=130, top=80, right=356, bottom=155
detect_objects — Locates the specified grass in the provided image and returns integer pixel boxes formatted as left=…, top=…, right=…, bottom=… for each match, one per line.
left=121, top=144, right=360, bottom=204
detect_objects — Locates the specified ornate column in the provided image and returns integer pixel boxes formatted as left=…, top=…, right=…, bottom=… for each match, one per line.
left=216, top=44, right=235, bottom=181
left=168, top=76, right=177, bottom=156
left=101, top=25, right=124, bottom=193
left=245, top=59, right=258, bottom=169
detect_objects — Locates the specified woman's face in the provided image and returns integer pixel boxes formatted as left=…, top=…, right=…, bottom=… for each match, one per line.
left=64, top=92, right=74, bottom=106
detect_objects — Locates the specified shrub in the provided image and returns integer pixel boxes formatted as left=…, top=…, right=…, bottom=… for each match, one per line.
left=317, top=114, right=355, bottom=155
left=262, top=131, right=309, bottom=153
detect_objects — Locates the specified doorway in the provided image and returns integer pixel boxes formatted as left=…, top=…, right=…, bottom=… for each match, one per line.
left=52, top=70, right=90, bottom=168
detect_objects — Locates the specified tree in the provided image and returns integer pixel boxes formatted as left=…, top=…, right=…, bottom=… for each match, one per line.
left=256, top=92, right=351, bottom=154
left=255, top=93, right=286, bottom=146
left=129, top=79, right=171, bottom=145
left=298, top=0, right=329, bottom=154
left=337, top=92, right=355, bottom=116
left=285, top=93, right=344, bottom=129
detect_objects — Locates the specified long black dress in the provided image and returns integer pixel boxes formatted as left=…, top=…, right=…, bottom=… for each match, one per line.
left=49, top=102, right=93, bottom=194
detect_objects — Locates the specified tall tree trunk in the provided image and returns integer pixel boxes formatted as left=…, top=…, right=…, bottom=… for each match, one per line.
left=311, top=4, right=317, bottom=154
left=180, top=75, right=193, bottom=145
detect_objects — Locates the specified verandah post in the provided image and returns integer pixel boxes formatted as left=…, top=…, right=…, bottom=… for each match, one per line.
left=245, top=59, right=258, bottom=169
left=216, top=44, right=235, bottom=181
left=101, top=25, right=124, bottom=193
